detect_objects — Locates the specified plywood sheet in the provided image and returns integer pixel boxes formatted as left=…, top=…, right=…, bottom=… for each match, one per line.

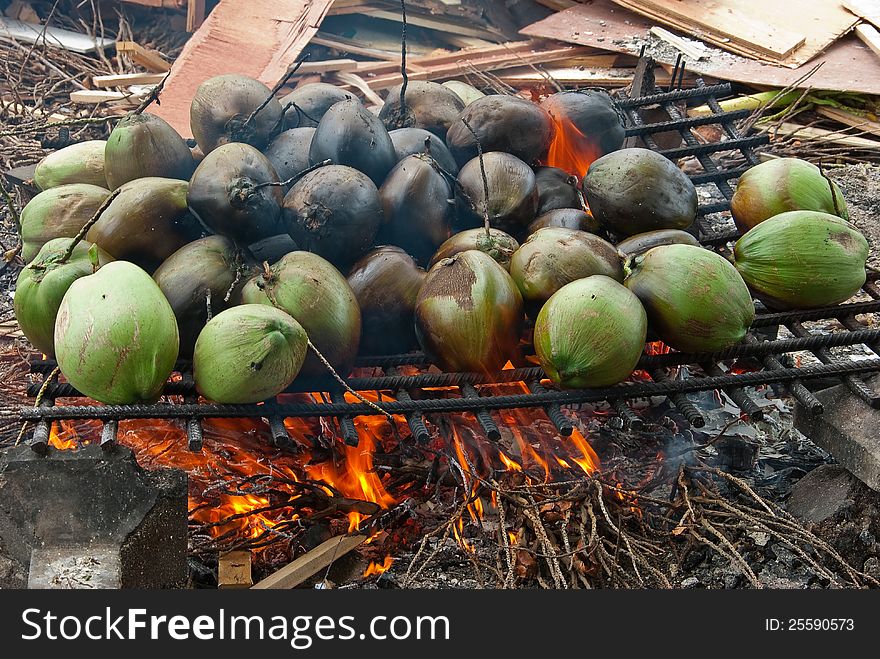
left=150, top=0, right=335, bottom=138
left=613, top=0, right=807, bottom=62
left=521, top=0, right=880, bottom=95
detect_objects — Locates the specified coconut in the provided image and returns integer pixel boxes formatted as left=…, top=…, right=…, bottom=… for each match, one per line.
left=534, top=166, right=584, bottom=215
left=534, top=276, right=647, bottom=388
left=86, top=177, right=201, bottom=272
left=527, top=208, right=598, bottom=235
left=309, top=97, right=397, bottom=186
left=283, top=164, right=383, bottom=269
left=415, top=250, right=523, bottom=373
left=281, top=82, right=350, bottom=130
left=33, top=140, right=107, bottom=190
left=510, top=228, right=623, bottom=312
left=187, top=142, right=285, bottom=243
left=54, top=261, right=179, bottom=404
left=583, top=148, right=697, bottom=236
left=153, top=236, right=252, bottom=357
left=455, top=151, right=539, bottom=234
left=429, top=228, right=520, bottom=271
left=14, top=238, right=114, bottom=356
left=263, top=127, right=316, bottom=186
left=616, top=228, right=701, bottom=257
left=194, top=304, right=307, bottom=403
left=389, top=127, right=459, bottom=175
left=190, top=74, right=283, bottom=153
left=730, top=158, right=848, bottom=233
left=104, top=113, right=194, bottom=189
left=441, top=80, right=485, bottom=106
left=733, top=211, right=868, bottom=309
left=378, top=155, right=454, bottom=265
left=625, top=244, right=755, bottom=352
left=379, top=81, right=465, bottom=139
left=446, top=95, right=555, bottom=168
left=347, top=246, right=426, bottom=355
left=20, top=183, right=109, bottom=262
left=540, top=90, right=626, bottom=157
left=241, top=251, right=361, bottom=378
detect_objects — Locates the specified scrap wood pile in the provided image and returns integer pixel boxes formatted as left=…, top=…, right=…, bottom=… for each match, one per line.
left=2, top=0, right=880, bottom=590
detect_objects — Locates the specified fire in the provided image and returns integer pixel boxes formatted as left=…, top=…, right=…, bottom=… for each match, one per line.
left=544, top=115, right=604, bottom=179
left=646, top=341, right=673, bottom=355
left=568, top=429, right=601, bottom=475
left=363, top=556, right=393, bottom=577
left=49, top=420, right=79, bottom=450
left=305, top=420, right=397, bottom=532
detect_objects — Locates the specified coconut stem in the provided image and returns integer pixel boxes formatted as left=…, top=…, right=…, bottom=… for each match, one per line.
left=397, top=0, right=409, bottom=124
left=133, top=70, right=171, bottom=115
left=818, top=159, right=844, bottom=218
left=242, top=55, right=310, bottom=134
left=460, top=118, right=492, bottom=239
left=252, top=159, right=333, bottom=191
left=59, top=188, right=123, bottom=264
left=307, top=339, right=394, bottom=423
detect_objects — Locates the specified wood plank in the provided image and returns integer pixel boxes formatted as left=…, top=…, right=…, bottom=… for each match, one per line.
left=0, top=16, right=114, bottom=53
left=855, top=22, right=880, bottom=59
left=613, top=0, right=806, bottom=61
left=151, top=0, right=335, bottom=138
left=816, top=106, right=880, bottom=139
left=361, top=44, right=600, bottom=90
left=521, top=0, right=880, bottom=95
left=294, top=59, right=360, bottom=75
left=70, top=90, right=139, bottom=105
left=844, top=0, right=880, bottom=30
left=186, top=0, right=207, bottom=33
left=115, top=41, right=171, bottom=72
left=251, top=535, right=366, bottom=589
left=362, top=9, right=504, bottom=40
left=761, top=122, right=880, bottom=149
left=92, top=72, right=167, bottom=87
left=311, top=32, right=404, bottom=61
left=218, top=551, right=253, bottom=589
left=618, top=0, right=858, bottom=66
left=649, top=26, right=707, bottom=60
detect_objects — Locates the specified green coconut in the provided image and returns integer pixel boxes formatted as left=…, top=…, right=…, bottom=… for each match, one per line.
left=429, top=228, right=520, bottom=271
left=730, top=158, right=848, bottom=233
left=14, top=238, right=114, bottom=356
left=33, top=140, right=108, bottom=190
left=153, top=235, right=252, bottom=357
left=85, top=177, right=201, bottom=272
left=510, top=228, right=623, bottom=312
left=20, top=183, right=110, bottom=262
left=415, top=249, right=523, bottom=373
left=534, top=275, right=647, bottom=388
left=625, top=244, right=755, bottom=352
left=194, top=304, right=308, bottom=403
left=104, top=113, right=194, bottom=189
left=733, top=211, right=868, bottom=309
left=241, top=251, right=361, bottom=378
left=54, top=261, right=179, bottom=404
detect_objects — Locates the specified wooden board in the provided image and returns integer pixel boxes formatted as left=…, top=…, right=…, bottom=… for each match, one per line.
left=844, top=0, right=880, bottom=29
left=855, top=22, right=880, bottom=59
left=251, top=534, right=366, bottom=589
left=521, top=0, right=880, bottom=95
left=611, top=0, right=859, bottom=66
left=116, top=41, right=171, bottom=72
left=150, top=0, right=333, bottom=138
left=92, top=72, right=167, bottom=87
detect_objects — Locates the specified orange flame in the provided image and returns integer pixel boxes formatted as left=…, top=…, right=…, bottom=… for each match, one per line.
left=363, top=556, right=394, bottom=577
left=544, top=115, right=604, bottom=179
left=568, top=429, right=601, bottom=475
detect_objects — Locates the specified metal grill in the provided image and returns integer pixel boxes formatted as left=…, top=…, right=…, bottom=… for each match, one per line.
left=21, top=75, right=880, bottom=453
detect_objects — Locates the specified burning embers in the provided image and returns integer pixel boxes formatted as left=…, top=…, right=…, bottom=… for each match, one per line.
left=45, top=373, right=603, bottom=562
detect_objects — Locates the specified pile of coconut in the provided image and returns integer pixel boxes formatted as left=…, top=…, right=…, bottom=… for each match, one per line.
left=14, top=74, right=869, bottom=405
